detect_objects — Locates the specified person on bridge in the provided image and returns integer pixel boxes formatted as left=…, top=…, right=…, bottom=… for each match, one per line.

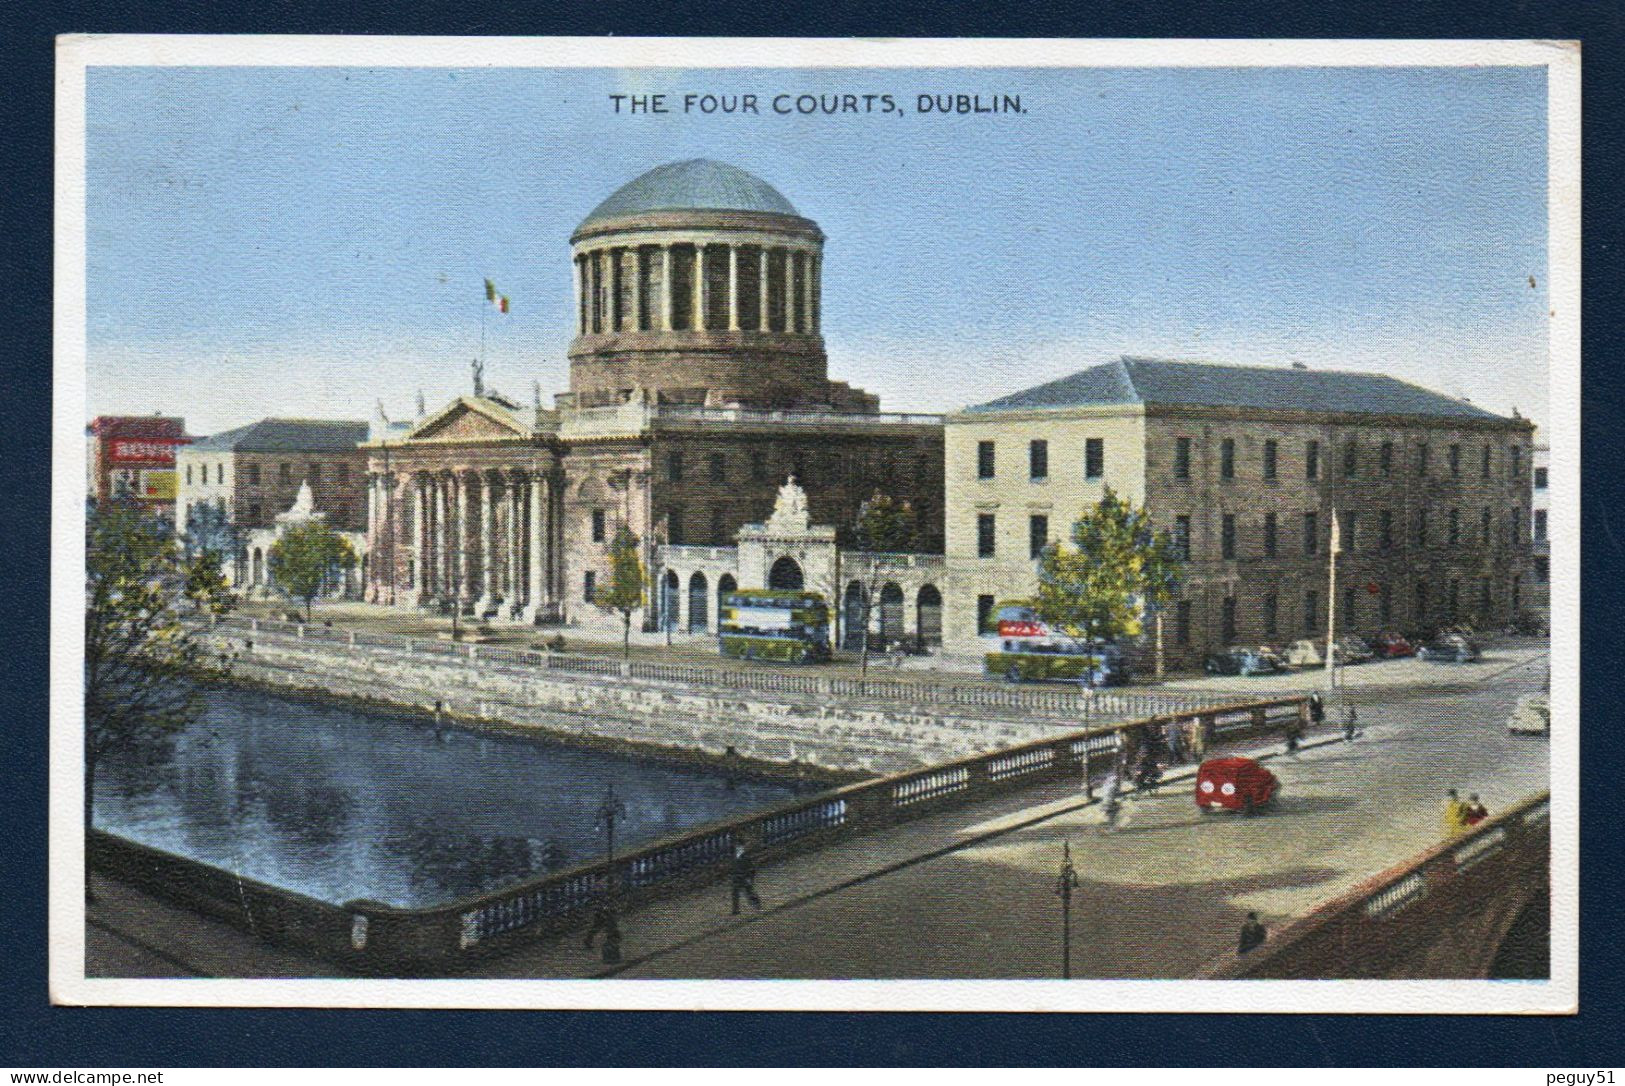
left=1443, top=789, right=1469, bottom=836
left=730, top=843, right=762, bottom=915
left=1342, top=703, right=1359, bottom=742
left=1463, top=794, right=1490, bottom=827
left=1238, top=912, right=1268, bottom=954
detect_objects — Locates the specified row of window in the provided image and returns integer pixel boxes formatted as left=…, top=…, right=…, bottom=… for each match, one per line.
left=973, top=575, right=1524, bottom=644
left=976, top=439, right=1104, bottom=482
left=589, top=505, right=736, bottom=547
left=183, top=461, right=352, bottom=487
left=975, top=505, right=1528, bottom=560
left=664, top=448, right=936, bottom=489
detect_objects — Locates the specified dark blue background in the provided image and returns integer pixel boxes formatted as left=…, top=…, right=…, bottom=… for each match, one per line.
left=3, top=0, right=1621, bottom=1067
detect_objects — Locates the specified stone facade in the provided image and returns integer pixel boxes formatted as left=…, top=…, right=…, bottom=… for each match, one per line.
left=943, top=361, right=1536, bottom=665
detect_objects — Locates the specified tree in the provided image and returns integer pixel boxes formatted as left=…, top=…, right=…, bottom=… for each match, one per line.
left=84, top=497, right=228, bottom=859
left=1036, top=487, right=1183, bottom=679
left=183, top=550, right=235, bottom=616
left=183, top=497, right=241, bottom=567
left=850, top=492, right=920, bottom=674
left=597, top=527, right=646, bottom=661
left=268, top=521, right=357, bottom=622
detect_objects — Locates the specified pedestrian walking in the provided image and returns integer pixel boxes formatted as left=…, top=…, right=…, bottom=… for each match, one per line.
left=1342, top=703, right=1359, bottom=742
left=1463, top=793, right=1490, bottom=827
left=1100, top=773, right=1123, bottom=834
left=1308, top=691, right=1326, bottom=728
left=583, top=892, right=618, bottom=952
left=1443, top=788, right=1468, bottom=836
left=1284, top=716, right=1302, bottom=757
left=1238, top=911, right=1268, bottom=954
left=1164, top=717, right=1186, bottom=765
left=730, top=843, right=762, bottom=915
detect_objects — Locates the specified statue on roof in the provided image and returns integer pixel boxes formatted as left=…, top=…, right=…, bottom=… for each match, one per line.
left=767, top=475, right=810, bottom=533
left=472, top=357, right=485, bottom=398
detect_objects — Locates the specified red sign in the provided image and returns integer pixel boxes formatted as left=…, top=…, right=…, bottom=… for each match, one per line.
left=997, top=619, right=1047, bottom=638
left=1366, top=581, right=1381, bottom=595
left=108, top=439, right=177, bottom=464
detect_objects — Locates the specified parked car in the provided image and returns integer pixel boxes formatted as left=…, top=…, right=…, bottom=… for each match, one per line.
left=1508, top=692, right=1550, bottom=736
left=1336, top=637, right=1375, bottom=665
left=1195, top=756, right=1279, bottom=814
left=1418, top=633, right=1480, bottom=663
left=1203, top=648, right=1283, bottom=677
left=1369, top=631, right=1415, bottom=658
left=1284, top=639, right=1324, bottom=668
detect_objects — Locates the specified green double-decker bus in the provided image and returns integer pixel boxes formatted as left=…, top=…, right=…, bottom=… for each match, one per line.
left=718, top=589, right=832, bottom=664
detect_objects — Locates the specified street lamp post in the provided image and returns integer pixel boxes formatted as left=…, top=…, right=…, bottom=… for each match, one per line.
left=595, top=784, right=628, bottom=862
left=1056, top=840, right=1080, bottom=979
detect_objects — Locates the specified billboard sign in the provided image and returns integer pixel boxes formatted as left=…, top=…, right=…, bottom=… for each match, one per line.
left=109, top=439, right=178, bottom=464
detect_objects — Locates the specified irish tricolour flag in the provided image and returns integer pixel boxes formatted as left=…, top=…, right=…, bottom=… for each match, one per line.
left=484, top=278, right=510, bottom=313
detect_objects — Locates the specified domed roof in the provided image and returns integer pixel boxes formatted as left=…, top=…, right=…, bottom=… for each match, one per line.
left=579, top=159, right=800, bottom=228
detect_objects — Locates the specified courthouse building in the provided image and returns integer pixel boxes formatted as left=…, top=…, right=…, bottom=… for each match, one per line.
left=363, top=160, right=944, bottom=629
left=943, top=357, right=1537, bottom=664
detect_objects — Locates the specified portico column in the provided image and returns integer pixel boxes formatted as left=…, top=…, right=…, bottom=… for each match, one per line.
left=573, top=255, right=584, bottom=335
left=411, top=478, right=425, bottom=599
left=633, top=248, right=646, bottom=332
left=785, top=249, right=798, bottom=333
left=457, top=472, right=473, bottom=606
left=661, top=245, right=674, bottom=331
left=727, top=245, right=740, bottom=331
left=758, top=247, right=770, bottom=331
left=523, top=474, right=546, bottom=623
left=435, top=476, right=449, bottom=599
left=506, top=478, right=520, bottom=609
left=810, top=253, right=821, bottom=332
left=475, top=473, right=495, bottom=613
left=365, top=475, right=379, bottom=599
left=693, top=244, right=706, bottom=331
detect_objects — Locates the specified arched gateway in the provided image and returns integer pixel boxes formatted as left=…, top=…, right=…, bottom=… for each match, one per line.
left=768, top=555, right=804, bottom=590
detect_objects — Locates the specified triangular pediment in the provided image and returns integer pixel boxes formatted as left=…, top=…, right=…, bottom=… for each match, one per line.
left=406, top=397, right=531, bottom=442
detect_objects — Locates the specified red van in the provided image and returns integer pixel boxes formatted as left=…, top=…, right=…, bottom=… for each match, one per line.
left=1196, top=756, right=1279, bottom=814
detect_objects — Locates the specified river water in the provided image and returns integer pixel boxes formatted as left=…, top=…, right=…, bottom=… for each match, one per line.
left=93, top=685, right=800, bottom=908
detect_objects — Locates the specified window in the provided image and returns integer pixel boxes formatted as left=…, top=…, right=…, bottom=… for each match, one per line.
left=1029, top=514, right=1048, bottom=560
left=185, top=465, right=192, bottom=485
left=1343, top=585, right=1357, bottom=630
left=1341, top=510, right=1357, bottom=552
left=1175, top=600, right=1192, bottom=645
left=1220, top=438, right=1235, bottom=480
left=1263, top=440, right=1278, bottom=481
left=1306, top=440, right=1320, bottom=480
left=1448, top=579, right=1460, bottom=620
left=1535, top=509, right=1548, bottom=542
left=977, top=441, right=995, bottom=480
left=216, top=464, right=225, bottom=485
left=1449, top=443, right=1461, bottom=477
left=248, top=503, right=261, bottom=521
left=1380, top=583, right=1393, bottom=625
left=1415, top=580, right=1429, bottom=624
left=1416, top=509, right=1429, bottom=547
left=1448, top=508, right=1460, bottom=545
left=1085, top=438, right=1104, bottom=480
left=1380, top=510, right=1393, bottom=551
left=1303, top=511, right=1318, bottom=555
left=279, top=463, right=291, bottom=484
left=1479, top=577, right=1492, bottom=615
left=583, top=571, right=596, bottom=602
left=1482, top=507, right=1493, bottom=544
left=1510, top=507, right=1522, bottom=545
left=1221, top=596, right=1237, bottom=643
left=977, top=594, right=996, bottom=635
left=246, top=464, right=260, bottom=485
left=1416, top=443, right=1430, bottom=476
left=977, top=513, right=996, bottom=558
left=1513, top=575, right=1522, bottom=614
left=1535, top=466, right=1549, bottom=490
left=1343, top=441, right=1357, bottom=478
left=1263, top=592, right=1278, bottom=636
left=337, top=463, right=349, bottom=483
left=1029, top=439, right=1048, bottom=481
left=1482, top=445, right=1492, bottom=478
left=710, top=507, right=727, bottom=543
left=1303, top=590, right=1318, bottom=633
left=1536, top=555, right=1549, bottom=583
left=709, top=453, right=725, bottom=483
left=1221, top=513, right=1237, bottom=559
left=1174, top=437, right=1192, bottom=480
left=591, top=509, right=606, bottom=543
left=1510, top=446, right=1523, bottom=476
left=667, top=505, right=685, bottom=545
left=1174, top=515, right=1192, bottom=560
left=308, top=462, right=321, bottom=482
left=750, top=451, right=767, bottom=482
left=667, top=451, right=684, bottom=482
left=1263, top=512, right=1278, bottom=557
left=1380, top=441, right=1394, bottom=477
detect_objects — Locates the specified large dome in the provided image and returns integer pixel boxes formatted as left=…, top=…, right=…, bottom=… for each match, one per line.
left=579, top=159, right=800, bottom=228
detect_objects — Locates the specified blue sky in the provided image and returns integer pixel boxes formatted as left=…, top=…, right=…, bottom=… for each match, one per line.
left=86, top=65, right=1549, bottom=434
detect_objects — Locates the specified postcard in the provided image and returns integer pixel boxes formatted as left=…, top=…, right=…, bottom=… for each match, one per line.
left=52, top=35, right=1578, bottom=1012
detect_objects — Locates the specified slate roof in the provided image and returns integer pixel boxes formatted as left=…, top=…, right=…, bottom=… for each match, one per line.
left=965, top=357, right=1509, bottom=421
left=188, top=418, right=370, bottom=452
left=580, top=159, right=800, bottom=228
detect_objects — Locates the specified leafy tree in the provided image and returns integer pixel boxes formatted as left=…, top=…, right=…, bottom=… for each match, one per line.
left=183, top=550, right=235, bottom=616
left=183, top=498, right=241, bottom=565
left=596, top=527, right=646, bottom=661
left=84, top=497, right=228, bottom=851
left=268, top=521, right=357, bottom=622
left=850, top=492, right=921, bottom=674
left=1036, top=487, right=1183, bottom=676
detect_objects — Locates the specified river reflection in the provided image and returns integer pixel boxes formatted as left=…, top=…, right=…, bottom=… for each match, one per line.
left=94, top=685, right=799, bottom=907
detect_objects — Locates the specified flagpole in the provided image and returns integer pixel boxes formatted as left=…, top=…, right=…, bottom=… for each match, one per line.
left=1325, top=505, right=1339, bottom=691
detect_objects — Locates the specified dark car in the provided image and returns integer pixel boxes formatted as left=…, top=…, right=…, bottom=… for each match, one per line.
left=1418, top=633, right=1480, bottom=663
left=1369, top=631, right=1415, bottom=659
left=1195, top=756, right=1280, bottom=814
left=1336, top=637, right=1375, bottom=665
left=1203, top=648, right=1281, bottom=677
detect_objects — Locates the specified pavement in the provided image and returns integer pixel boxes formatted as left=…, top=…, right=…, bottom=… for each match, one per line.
left=83, top=640, right=1548, bottom=980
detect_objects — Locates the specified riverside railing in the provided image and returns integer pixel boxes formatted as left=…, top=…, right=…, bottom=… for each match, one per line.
left=1204, top=790, right=1551, bottom=980
left=210, top=615, right=1234, bottom=722
left=93, top=691, right=1308, bottom=974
